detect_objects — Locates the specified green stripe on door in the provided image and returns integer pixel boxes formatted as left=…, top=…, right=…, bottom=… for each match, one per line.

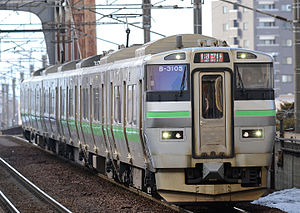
left=236, top=110, right=276, bottom=117
left=147, top=111, right=191, bottom=118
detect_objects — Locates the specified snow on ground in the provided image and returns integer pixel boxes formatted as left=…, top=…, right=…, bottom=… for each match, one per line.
left=252, top=188, right=300, bottom=213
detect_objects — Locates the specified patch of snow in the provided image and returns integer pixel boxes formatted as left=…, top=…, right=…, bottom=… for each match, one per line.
left=252, top=188, right=300, bottom=213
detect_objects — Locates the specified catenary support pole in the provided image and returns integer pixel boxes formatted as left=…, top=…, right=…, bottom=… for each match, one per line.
left=143, top=0, right=151, bottom=43
left=193, top=0, right=202, bottom=34
left=294, top=0, right=300, bottom=132
left=12, top=78, right=16, bottom=127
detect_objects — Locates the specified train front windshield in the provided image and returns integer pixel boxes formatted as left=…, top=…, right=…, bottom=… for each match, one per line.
left=146, top=64, right=188, bottom=91
left=235, top=63, right=273, bottom=89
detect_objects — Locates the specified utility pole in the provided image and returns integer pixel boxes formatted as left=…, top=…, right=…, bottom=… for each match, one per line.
left=294, top=0, right=300, bottom=133
left=12, top=78, right=16, bottom=127
left=1, top=84, right=4, bottom=129
left=142, top=0, right=151, bottom=43
left=193, top=0, right=203, bottom=34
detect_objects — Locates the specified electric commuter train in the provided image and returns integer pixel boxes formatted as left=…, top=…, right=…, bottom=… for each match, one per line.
left=21, top=34, right=275, bottom=203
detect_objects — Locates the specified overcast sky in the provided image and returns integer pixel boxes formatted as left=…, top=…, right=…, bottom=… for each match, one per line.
left=0, top=0, right=214, bottom=84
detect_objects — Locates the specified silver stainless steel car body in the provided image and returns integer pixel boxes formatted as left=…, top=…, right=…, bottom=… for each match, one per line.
left=21, top=34, right=275, bottom=203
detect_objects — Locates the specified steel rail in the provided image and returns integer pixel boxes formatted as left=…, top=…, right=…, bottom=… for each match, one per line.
left=0, top=157, right=72, bottom=213
left=233, top=206, right=249, bottom=213
left=0, top=190, right=20, bottom=213
left=12, top=136, right=188, bottom=213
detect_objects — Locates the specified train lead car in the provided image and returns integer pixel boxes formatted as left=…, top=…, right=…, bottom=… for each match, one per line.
left=21, top=34, right=275, bottom=203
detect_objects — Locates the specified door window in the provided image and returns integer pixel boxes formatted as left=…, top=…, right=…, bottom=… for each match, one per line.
left=202, top=75, right=223, bottom=119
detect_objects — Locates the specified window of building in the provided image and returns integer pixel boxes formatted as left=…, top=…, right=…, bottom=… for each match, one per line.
left=285, top=39, right=292, bottom=46
left=223, top=6, right=228, bottom=14
left=259, top=39, right=275, bottom=45
left=281, top=4, right=291, bottom=11
left=233, top=20, right=239, bottom=28
left=258, top=21, right=275, bottom=27
left=259, top=4, right=275, bottom=10
left=282, top=57, right=292, bottom=65
left=259, top=35, right=276, bottom=45
left=223, top=23, right=229, bottom=31
left=233, top=4, right=238, bottom=10
left=243, top=22, right=248, bottom=30
left=234, top=37, right=239, bottom=45
left=243, top=8, right=247, bottom=12
left=282, top=75, right=293, bottom=83
left=243, top=40, right=249, bottom=48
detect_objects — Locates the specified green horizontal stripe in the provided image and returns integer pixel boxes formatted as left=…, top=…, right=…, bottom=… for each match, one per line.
left=147, top=111, right=190, bottom=118
left=236, top=110, right=276, bottom=117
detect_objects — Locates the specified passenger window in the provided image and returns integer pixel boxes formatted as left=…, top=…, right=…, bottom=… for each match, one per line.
left=132, top=85, right=137, bottom=125
left=93, top=87, right=101, bottom=121
left=127, top=85, right=133, bottom=124
left=114, top=86, right=122, bottom=124
left=202, top=75, right=223, bottom=119
left=69, top=88, right=73, bottom=117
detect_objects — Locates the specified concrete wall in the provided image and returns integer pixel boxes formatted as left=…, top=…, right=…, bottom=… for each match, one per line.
left=274, top=139, right=300, bottom=189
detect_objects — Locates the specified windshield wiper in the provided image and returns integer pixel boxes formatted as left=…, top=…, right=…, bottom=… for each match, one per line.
left=179, top=66, right=187, bottom=97
left=236, top=66, right=245, bottom=93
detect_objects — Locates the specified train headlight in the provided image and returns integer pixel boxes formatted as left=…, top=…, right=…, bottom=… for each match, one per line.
left=164, top=53, right=186, bottom=60
left=161, top=130, right=184, bottom=140
left=162, top=131, right=172, bottom=139
left=242, top=129, right=263, bottom=139
left=237, top=52, right=257, bottom=59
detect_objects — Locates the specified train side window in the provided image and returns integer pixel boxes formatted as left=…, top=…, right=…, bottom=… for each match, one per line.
left=132, top=85, right=137, bottom=125
left=36, top=88, right=40, bottom=115
left=82, top=87, right=89, bottom=120
left=201, top=75, right=223, bottom=119
left=127, top=85, right=133, bottom=124
left=61, top=88, right=66, bottom=118
left=114, top=86, right=122, bottom=124
left=69, top=88, right=73, bottom=117
left=45, top=89, right=48, bottom=115
left=93, top=87, right=101, bottom=121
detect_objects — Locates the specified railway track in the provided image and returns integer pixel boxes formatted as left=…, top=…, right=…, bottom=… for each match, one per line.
left=8, top=135, right=283, bottom=213
left=0, top=190, right=20, bottom=213
left=0, top=156, right=72, bottom=213
left=13, top=135, right=186, bottom=213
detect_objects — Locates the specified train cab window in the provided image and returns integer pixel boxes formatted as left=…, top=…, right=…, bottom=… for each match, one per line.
left=202, top=75, right=223, bottom=119
left=235, top=63, right=273, bottom=89
left=235, top=63, right=274, bottom=100
left=146, top=64, right=190, bottom=101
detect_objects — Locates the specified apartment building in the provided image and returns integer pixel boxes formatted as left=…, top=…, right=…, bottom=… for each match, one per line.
left=212, top=0, right=293, bottom=96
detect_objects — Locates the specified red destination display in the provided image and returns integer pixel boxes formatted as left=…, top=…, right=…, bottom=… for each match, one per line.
left=200, top=52, right=223, bottom=63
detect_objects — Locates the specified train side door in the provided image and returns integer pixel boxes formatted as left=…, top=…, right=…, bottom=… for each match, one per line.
left=192, top=69, right=233, bottom=158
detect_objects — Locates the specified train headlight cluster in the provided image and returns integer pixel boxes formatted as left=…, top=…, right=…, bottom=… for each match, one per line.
left=242, top=129, right=263, bottom=139
left=161, top=130, right=184, bottom=140
left=237, top=52, right=257, bottom=59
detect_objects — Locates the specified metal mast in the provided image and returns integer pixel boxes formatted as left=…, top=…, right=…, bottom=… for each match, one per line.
left=193, top=0, right=203, bottom=34
left=294, top=0, right=300, bottom=132
left=142, top=0, right=151, bottom=43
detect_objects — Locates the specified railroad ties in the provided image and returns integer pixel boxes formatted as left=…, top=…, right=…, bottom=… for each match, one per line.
left=0, top=156, right=72, bottom=213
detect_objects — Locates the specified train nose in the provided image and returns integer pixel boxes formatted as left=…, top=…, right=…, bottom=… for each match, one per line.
left=202, top=163, right=224, bottom=182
